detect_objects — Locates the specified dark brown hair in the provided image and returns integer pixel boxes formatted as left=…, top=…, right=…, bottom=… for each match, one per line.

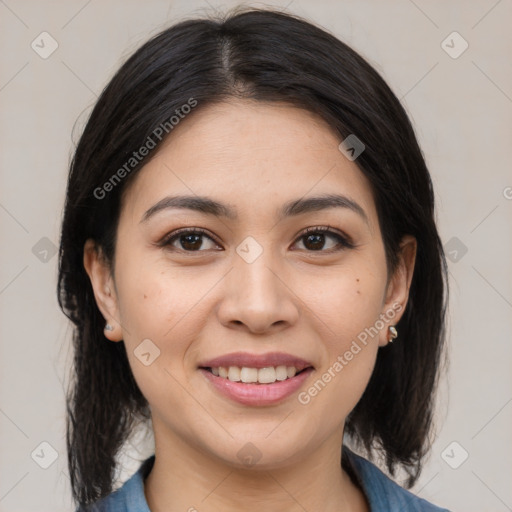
left=57, top=6, right=449, bottom=507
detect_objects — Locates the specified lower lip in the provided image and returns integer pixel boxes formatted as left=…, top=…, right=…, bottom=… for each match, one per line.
left=200, top=367, right=314, bottom=406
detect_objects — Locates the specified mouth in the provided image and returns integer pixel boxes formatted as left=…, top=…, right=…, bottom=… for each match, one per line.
left=197, top=352, right=315, bottom=406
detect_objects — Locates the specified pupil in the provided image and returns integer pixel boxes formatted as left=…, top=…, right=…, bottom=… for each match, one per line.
left=182, top=234, right=201, bottom=250
left=306, top=233, right=324, bottom=250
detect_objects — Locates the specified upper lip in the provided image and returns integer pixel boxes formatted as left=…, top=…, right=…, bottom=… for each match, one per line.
left=199, top=352, right=314, bottom=371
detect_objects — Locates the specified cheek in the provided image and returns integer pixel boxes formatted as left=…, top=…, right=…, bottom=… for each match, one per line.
left=302, top=284, right=381, bottom=421
left=115, top=251, right=196, bottom=334
left=115, top=279, right=192, bottom=416
left=303, top=263, right=386, bottom=340
left=298, top=265, right=385, bottom=406
left=111, top=260, right=189, bottom=384
left=114, top=257, right=218, bottom=383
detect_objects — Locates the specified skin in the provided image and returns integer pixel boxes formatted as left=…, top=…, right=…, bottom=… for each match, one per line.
left=84, top=99, right=416, bottom=512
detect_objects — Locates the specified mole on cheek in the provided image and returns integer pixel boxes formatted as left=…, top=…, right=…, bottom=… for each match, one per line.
left=144, top=294, right=147, bottom=299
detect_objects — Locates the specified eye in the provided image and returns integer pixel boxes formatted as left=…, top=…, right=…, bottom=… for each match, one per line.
left=160, top=227, right=221, bottom=252
left=292, top=225, right=354, bottom=252
left=159, top=225, right=354, bottom=253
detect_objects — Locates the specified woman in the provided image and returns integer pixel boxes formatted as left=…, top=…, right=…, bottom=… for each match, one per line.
left=58, top=6, right=450, bottom=512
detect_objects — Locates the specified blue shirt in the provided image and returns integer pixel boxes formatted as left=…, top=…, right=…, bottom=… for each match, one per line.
left=78, top=446, right=451, bottom=511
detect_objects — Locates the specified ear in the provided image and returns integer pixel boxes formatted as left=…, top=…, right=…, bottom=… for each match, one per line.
left=83, top=238, right=123, bottom=342
left=378, top=235, right=417, bottom=347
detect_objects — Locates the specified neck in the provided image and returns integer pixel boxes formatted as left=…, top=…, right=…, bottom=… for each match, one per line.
left=144, top=418, right=369, bottom=512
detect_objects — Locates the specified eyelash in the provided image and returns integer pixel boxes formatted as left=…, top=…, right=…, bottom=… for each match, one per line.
left=158, top=225, right=355, bottom=253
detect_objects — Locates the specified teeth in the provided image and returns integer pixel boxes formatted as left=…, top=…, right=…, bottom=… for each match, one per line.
left=286, top=366, right=297, bottom=378
left=210, top=365, right=302, bottom=384
left=258, top=367, right=276, bottom=384
left=275, top=365, right=288, bottom=381
left=228, top=366, right=241, bottom=382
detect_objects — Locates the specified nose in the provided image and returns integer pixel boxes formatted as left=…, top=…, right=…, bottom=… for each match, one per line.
left=217, top=250, right=300, bottom=334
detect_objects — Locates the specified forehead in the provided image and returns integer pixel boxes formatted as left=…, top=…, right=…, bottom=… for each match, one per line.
left=120, top=99, right=379, bottom=233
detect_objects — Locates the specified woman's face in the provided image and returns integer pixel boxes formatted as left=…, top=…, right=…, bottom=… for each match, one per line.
left=84, top=99, right=415, bottom=469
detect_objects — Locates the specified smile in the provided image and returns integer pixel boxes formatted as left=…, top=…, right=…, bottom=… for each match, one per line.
left=199, top=366, right=314, bottom=406
left=198, top=351, right=315, bottom=405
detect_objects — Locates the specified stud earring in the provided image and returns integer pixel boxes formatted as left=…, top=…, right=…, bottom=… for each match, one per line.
left=105, top=323, right=114, bottom=332
left=388, top=325, right=398, bottom=343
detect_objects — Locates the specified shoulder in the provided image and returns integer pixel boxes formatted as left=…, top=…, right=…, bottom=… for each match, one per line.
left=343, top=446, right=452, bottom=512
left=74, top=455, right=155, bottom=512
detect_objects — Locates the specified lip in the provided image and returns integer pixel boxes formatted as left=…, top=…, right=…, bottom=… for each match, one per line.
left=200, top=367, right=315, bottom=406
left=198, top=351, right=314, bottom=372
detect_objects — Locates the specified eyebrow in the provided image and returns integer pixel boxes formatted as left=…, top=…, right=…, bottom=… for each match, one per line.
left=140, top=193, right=369, bottom=226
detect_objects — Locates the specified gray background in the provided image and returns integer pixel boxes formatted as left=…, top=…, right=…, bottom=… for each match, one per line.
left=1, top=1, right=511, bottom=511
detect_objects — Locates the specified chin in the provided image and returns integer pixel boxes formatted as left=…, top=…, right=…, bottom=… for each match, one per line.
left=211, top=434, right=311, bottom=471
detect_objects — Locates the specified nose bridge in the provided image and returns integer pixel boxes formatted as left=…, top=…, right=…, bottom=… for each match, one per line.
left=218, top=236, right=298, bottom=332
left=234, top=238, right=285, bottom=306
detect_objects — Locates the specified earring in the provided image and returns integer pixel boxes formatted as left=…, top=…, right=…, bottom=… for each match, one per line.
left=388, top=325, right=398, bottom=343
left=105, top=323, right=114, bottom=332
